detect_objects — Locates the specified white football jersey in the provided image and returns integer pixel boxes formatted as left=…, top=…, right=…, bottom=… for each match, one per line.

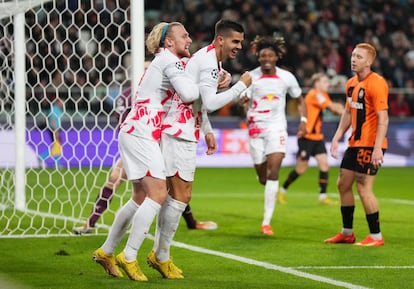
left=246, top=66, right=302, bottom=137
left=185, top=43, right=247, bottom=112
left=120, top=48, right=199, bottom=142
left=162, top=93, right=212, bottom=142
left=162, top=54, right=212, bottom=142
left=162, top=43, right=248, bottom=142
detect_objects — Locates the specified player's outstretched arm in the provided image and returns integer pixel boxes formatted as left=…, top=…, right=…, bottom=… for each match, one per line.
left=200, top=71, right=252, bottom=112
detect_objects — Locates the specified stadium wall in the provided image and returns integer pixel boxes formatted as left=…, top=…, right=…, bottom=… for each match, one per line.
left=1, top=119, right=413, bottom=168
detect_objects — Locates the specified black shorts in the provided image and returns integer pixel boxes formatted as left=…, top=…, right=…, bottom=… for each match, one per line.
left=340, top=147, right=386, bottom=176
left=297, top=138, right=327, bottom=161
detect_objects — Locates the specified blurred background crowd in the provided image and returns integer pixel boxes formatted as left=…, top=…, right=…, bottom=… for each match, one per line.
left=2, top=0, right=414, bottom=119
left=147, top=0, right=414, bottom=118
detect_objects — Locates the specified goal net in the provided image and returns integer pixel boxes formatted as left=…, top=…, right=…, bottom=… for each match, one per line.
left=0, top=0, right=145, bottom=237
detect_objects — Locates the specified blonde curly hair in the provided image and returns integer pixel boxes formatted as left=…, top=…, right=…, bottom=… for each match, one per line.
left=146, top=22, right=182, bottom=55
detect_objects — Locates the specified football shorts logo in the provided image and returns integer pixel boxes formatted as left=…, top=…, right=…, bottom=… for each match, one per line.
left=211, top=68, right=219, bottom=80
left=301, top=150, right=307, bottom=158
left=175, top=61, right=184, bottom=71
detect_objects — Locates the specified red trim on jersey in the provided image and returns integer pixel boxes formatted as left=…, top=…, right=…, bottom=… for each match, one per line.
left=207, top=42, right=215, bottom=52
left=126, top=126, right=134, bottom=134
left=194, top=129, right=200, bottom=141
left=136, top=98, right=150, bottom=105
left=162, top=90, right=174, bottom=105
left=257, top=109, right=271, bottom=113
left=172, top=129, right=183, bottom=137
left=259, top=74, right=279, bottom=79
left=161, top=124, right=172, bottom=131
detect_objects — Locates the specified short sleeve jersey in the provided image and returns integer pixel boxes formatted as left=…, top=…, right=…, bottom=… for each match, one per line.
left=303, top=88, right=332, bottom=141
left=120, top=49, right=187, bottom=142
left=345, top=72, right=388, bottom=148
left=246, top=66, right=302, bottom=138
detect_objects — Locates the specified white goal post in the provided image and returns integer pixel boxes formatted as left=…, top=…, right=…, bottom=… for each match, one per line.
left=0, top=0, right=145, bottom=237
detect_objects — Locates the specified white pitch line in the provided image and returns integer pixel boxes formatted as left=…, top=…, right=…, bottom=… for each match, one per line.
left=195, top=193, right=414, bottom=206
left=171, top=239, right=373, bottom=289
left=377, top=198, right=414, bottom=205
left=294, top=266, right=414, bottom=269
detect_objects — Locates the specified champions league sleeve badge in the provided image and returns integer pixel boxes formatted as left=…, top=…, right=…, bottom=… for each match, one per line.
left=211, top=68, right=219, bottom=80
left=175, top=61, right=185, bottom=71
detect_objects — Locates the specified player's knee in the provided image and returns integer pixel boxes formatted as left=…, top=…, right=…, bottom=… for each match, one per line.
left=296, top=166, right=307, bottom=174
left=109, top=170, right=122, bottom=184
left=169, top=187, right=192, bottom=203
left=181, top=194, right=192, bottom=204
left=179, top=189, right=192, bottom=203
left=257, top=175, right=267, bottom=185
left=337, top=179, right=350, bottom=193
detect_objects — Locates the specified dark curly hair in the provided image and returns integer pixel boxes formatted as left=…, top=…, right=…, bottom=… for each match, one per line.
left=250, top=36, right=286, bottom=59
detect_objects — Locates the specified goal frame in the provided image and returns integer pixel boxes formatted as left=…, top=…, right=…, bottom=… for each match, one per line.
left=1, top=0, right=145, bottom=237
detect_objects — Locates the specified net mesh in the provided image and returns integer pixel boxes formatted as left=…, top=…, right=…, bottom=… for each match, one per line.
left=0, top=0, right=133, bottom=237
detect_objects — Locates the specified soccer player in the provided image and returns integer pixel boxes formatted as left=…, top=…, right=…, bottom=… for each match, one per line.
left=147, top=19, right=252, bottom=279
left=279, top=72, right=344, bottom=205
left=73, top=159, right=217, bottom=233
left=73, top=64, right=217, bottom=235
left=243, top=36, right=306, bottom=236
left=73, top=85, right=132, bottom=236
left=92, top=22, right=200, bottom=281
left=39, top=96, right=64, bottom=165
left=324, top=43, right=388, bottom=246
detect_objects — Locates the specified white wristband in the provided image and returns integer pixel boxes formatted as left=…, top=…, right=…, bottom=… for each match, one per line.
left=300, top=116, right=307, bottom=123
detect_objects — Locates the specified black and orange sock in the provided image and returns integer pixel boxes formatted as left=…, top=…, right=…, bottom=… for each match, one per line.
left=319, top=171, right=328, bottom=194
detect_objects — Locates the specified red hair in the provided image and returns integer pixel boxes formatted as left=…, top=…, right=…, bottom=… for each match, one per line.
left=356, top=43, right=376, bottom=61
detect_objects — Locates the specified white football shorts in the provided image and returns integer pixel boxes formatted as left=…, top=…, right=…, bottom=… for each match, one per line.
left=118, top=130, right=166, bottom=180
left=161, top=133, right=197, bottom=182
left=248, top=129, right=287, bottom=164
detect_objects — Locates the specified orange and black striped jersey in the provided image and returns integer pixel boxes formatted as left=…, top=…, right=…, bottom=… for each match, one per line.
left=345, top=72, right=388, bottom=149
left=303, top=88, right=332, bottom=141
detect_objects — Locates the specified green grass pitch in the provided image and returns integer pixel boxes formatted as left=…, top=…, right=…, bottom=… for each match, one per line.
left=0, top=166, right=413, bottom=289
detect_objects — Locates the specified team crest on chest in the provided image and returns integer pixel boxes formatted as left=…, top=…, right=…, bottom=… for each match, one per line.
left=266, top=94, right=274, bottom=102
left=358, top=88, right=365, bottom=99
left=260, top=94, right=279, bottom=102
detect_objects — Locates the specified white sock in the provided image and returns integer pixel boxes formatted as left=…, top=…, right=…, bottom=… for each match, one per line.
left=319, top=193, right=328, bottom=201
left=370, top=232, right=382, bottom=240
left=152, top=196, right=169, bottom=256
left=341, top=228, right=354, bottom=236
left=154, top=195, right=187, bottom=262
left=152, top=198, right=167, bottom=255
left=262, top=180, right=278, bottom=226
left=123, top=197, right=161, bottom=261
left=102, top=199, right=139, bottom=254
left=279, top=186, right=286, bottom=194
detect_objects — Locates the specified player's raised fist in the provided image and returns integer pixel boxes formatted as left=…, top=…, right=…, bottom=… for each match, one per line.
left=239, top=71, right=252, bottom=88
